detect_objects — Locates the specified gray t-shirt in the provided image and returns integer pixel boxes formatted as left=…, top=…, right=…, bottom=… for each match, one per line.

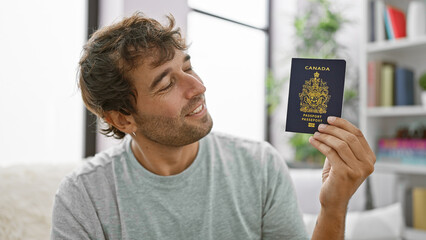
left=51, top=132, right=308, bottom=240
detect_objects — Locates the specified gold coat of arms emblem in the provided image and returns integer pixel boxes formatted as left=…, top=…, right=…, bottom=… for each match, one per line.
left=299, top=72, right=331, bottom=114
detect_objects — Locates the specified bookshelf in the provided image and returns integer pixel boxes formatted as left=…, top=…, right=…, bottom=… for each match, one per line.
left=361, top=0, right=426, bottom=238
left=360, top=0, right=426, bottom=151
left=367, top=106, right=426, bottom=117
left=376, top=162, right=426, bottom=239
left=376, top=162, right=426, bottom=178
left=367, top=35, right=426, bottom=53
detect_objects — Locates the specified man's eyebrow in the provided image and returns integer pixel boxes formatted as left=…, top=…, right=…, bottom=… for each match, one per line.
left=150, top=68, right=171, bottom=91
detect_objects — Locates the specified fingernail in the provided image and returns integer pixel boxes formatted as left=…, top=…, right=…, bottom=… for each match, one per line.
left=318, top=124, right=327, bottom=130
left=314, top=131, right=321, bottom=137
left=328, top=116, right=336, bottom=123
left=309, top=136, right=314, bottom=143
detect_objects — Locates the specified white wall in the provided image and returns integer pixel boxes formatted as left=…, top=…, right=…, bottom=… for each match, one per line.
left=99, top=0, right=188, bottom=30
left=124, top=0, right=188, bottom=33
left=0, top=0, right=86, bottom=166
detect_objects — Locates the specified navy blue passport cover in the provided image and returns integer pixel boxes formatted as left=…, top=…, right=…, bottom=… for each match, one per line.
left=285, top=58, right=346, bottom=134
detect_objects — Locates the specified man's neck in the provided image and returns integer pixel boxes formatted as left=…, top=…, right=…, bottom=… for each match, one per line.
left=130, top=136, right=199, bottom=176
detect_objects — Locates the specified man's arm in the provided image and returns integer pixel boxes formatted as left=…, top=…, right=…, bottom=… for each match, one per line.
left=309, top=117, right=376, bottom=240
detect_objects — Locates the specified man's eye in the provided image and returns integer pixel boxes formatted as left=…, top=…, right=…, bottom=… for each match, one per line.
left=160, top=81, right=174, bottom=92
left=184, top=67, right=193, bottom=72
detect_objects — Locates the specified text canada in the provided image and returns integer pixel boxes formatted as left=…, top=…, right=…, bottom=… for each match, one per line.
left=305, top=66, right=330, bottom=71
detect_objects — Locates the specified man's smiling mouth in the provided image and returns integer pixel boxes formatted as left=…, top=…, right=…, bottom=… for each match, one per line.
left=187, top=103, right=204, bottom=116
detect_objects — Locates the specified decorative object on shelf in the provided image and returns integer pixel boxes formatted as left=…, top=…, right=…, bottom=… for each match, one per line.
left=407, top=0, right=426, bottom=39
left=420, top=73, right=426, bottom=107
left=371, top=0, right=386, bottom=42
left=378, top=138, right=426, bottom=165
left=377, top=123, right=426, bottom=165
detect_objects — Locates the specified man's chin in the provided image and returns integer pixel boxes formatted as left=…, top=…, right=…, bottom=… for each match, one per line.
left=193, top=115, right=213, bottom=137
left=185, top=114, right=213, bottom=144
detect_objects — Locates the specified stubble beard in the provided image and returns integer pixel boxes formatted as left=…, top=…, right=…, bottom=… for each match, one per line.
left=134, top=109, right=213, bottom=147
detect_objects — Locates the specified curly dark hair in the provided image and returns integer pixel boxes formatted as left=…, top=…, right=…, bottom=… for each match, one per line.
left=79, top=12, right=187, bottom=139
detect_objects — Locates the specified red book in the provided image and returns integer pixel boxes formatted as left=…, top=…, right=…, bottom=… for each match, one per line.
left=386, top=5, right=407, bottom=38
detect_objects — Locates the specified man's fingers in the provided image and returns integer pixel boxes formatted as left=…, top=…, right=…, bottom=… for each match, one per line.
left=327, top=117, right=375, bottom=161
left=310, top=136, right=373, bottom=182
left=309, top=136, right=347, bottom=168
left=316, top=124, right=368, bottom=162
left=313, top=131, right=360, bottom=167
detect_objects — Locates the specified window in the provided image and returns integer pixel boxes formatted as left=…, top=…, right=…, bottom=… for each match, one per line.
left=187, top=0, right=270, bottom=141
left=0, top=0, right=87, bottom=165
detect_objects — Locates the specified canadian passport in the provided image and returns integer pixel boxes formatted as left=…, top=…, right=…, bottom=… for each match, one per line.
left=285, top=58, right=346, bottom=134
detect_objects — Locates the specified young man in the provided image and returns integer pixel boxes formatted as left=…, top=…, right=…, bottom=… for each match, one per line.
left=51, top=13, right=375, bottom=240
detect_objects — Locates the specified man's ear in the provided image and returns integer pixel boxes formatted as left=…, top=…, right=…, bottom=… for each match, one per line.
left=104, top=111, right=137, bottom=134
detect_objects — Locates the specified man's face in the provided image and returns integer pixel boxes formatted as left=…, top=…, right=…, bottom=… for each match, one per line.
left=130, top=50, right=213, bottom=147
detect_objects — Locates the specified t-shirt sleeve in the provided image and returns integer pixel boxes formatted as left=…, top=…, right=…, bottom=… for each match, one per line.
left=50, top=176, right=105, bottom=240
left=261, top=143, right=309, bottom=240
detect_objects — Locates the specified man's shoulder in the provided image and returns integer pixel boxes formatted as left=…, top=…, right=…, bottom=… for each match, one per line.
left=79, top=140, right=127, bottom=175
left=57, top=138, right=129, bottom=194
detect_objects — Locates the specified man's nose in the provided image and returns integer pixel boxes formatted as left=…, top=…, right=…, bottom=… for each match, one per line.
left=182, top=73, right=206, bottom=99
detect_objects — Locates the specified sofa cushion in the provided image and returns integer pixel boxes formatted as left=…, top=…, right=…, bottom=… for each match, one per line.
left=0, top=162, right=79, bottom=240
left=303, top=202, right=404, bottom=239
left=289, top=168, right=367, bottom=214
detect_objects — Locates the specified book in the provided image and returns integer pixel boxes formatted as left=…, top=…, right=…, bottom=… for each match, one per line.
left=413, top=188, right=426, bottom=230
left=367, top=61, right=384, bottom=106
left=384, top=6, right=394, bottom=39
left=377, top=138, right=426, bottom=164
left=380, top=63, right=395, bottom=106
left=375, top=61, right=384, bottom=106
left=285, top=58, right=346, bottom=134
left=367, top=61, right=376, bottom=106
left=386, top=5, right=407, bottom=39
left=375, top=0, right=386, bottom=42
left=369, top=0, right=375, bottom=42
left=395, top=67, right=414, bottom=106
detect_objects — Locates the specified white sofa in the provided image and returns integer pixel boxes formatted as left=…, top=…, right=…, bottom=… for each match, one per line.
left=0, top=163, right=404, bottom=240
left=0, top=163, right=79, bottom=240
left=289, top=169, right=404, bottom=239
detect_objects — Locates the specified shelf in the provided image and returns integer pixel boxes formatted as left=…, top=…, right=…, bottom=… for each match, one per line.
left=367, top=36, right=426, bottom=53
left=366, top=106, right=426, bottom=117
left=375, top=162, right=426, bottom=175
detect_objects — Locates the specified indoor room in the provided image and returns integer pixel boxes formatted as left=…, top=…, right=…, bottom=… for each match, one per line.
left=1, top=0, right=425, bottom=239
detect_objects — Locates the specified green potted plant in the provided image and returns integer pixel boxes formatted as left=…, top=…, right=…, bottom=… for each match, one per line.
left=420, top=73, right=426, bottom=107
left=288, top=134, right=325, bottom=167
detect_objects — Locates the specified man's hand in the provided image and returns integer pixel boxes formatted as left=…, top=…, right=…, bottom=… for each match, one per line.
left=309, top=116, right=376, bottom=239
